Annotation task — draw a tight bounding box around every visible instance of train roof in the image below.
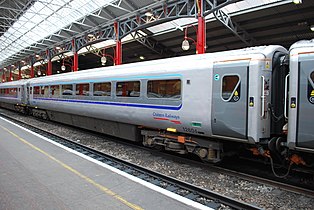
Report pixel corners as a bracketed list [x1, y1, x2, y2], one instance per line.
[6, 45, 287, 86]
[289, 39, 314, 52]
[0, 79, 28, 87]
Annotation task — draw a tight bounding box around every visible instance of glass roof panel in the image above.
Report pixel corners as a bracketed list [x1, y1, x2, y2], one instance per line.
[0, 0, 115, 66]
[148, 0, 290, 35]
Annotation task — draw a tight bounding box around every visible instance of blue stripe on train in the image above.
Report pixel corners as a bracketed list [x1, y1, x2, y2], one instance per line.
[33, 97, 182, 111]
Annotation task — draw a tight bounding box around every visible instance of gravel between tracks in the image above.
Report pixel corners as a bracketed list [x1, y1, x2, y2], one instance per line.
[1, 109, 313, 210]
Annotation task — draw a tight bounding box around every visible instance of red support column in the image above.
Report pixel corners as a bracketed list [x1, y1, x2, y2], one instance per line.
[73, 52, 78, 71]
[9, 68, 12, 81]
[1, 69, 4, 82]
[47, 61, 52, 76]
[115, 40, 122, 65]
[196, 0, 206, 54]
[46, 50, 52, 76]
[114, 21, 122, 65]
[18, 64, 22, 80]
[30, 65, 34, 78]
[72, 39, 78, 71]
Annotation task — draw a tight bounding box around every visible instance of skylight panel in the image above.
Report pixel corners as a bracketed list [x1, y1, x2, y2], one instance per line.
[0, 0, 115, 66]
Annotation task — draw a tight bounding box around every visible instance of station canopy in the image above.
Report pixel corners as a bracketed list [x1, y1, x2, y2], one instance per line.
[0, 0, 312, 68]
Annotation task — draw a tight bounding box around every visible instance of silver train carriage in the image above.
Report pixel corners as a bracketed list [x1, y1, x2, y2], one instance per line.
[0, 41, 313, 167]
[0, 79, 28, 111]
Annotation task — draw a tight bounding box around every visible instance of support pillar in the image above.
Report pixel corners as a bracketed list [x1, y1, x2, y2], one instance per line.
[47, 61, 52, 76]
[196, 0, 206, 54]
[114, 22, 122, 65]
[30, 65, 34, 78]
[72, 39, 78, 71]
[9, 67, 12, 81]
[18, 62, 22, 80]
[73, 52, 78, 71]
[46, 50, 52, 76]
[197, 16, 206, 54]
[1, 69, 4, 83]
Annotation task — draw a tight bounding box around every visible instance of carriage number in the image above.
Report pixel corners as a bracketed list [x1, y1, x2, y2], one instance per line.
[183, 127, 198, 134]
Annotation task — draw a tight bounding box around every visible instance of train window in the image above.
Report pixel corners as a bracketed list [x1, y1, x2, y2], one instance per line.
[93, 82, 111, 96]
[33, 86, 40, 95]
[40, 86, 45, 95]
[147, 79, 181, 99]
[116, 81, 140, 97]
[42, 86, 49, 97]
[222, 75, 239, 101]
[8, 88, 18, 97]
[76, 83, 90, 96]
[62, 84, 73, 95]
[50, 85, 60, 97]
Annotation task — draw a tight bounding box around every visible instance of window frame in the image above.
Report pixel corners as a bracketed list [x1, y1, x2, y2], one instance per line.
[116, 80, 141, 98]
[221, 74, 240, 102]
[146, 79, 182, 99]
[93, 82, 112, 97]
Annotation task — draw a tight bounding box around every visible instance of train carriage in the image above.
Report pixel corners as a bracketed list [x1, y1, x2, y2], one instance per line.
[0, 40, 313, 170]
[287, 40, 314, 153]
[0, 79, 28, 111]
[24, 45, 288, 162]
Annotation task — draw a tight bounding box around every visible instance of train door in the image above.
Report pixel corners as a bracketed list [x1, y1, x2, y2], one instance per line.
[295, 59, 314, 149]
[211, 64, 249, 139]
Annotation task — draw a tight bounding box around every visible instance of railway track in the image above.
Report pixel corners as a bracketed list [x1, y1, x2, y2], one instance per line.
[0, 112, 262, 210]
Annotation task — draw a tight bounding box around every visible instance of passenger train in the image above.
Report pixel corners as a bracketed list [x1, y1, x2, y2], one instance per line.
[1, 39, 314, 173]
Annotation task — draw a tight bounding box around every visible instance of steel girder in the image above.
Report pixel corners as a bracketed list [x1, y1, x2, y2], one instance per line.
[214, 8, 256, 46]
[1, 0, 238, 69]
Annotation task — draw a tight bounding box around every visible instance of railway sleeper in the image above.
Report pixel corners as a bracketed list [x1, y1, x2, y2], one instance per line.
[141, 130, 222, 163]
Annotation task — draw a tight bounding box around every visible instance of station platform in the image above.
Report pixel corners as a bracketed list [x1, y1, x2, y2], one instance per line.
[0, 117, 211, 210]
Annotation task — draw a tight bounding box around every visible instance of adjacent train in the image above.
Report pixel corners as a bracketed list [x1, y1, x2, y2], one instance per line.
[1, 39, 313, 173]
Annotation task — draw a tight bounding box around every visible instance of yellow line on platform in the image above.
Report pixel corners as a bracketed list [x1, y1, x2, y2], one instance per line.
[0, 124, 144, 210]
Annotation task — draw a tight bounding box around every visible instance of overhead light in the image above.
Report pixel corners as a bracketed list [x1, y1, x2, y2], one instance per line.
[43, 73, 46, 76]
[56, 46, 61, 50]
[139, 56, 145, 60]
[37, 70, 41, 76]
[310, 25, 314, 32]
[11, 64, 15, 67]
[87, 34, 95, 38]
[57, 71, 60, 73]
[292, 0, 302, 4]
[61, 65, 66, 71]
[182, 39, 190, 51]
[145, 11, 153, 17]
[35, 54, 40, 58]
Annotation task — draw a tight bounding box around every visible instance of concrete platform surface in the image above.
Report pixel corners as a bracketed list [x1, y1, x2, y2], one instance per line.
[0, 117, 212, 210]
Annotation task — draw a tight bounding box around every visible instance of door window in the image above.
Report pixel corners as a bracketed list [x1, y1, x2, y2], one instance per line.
[308, 71, 314, 104]
[222, 75, 240, 102]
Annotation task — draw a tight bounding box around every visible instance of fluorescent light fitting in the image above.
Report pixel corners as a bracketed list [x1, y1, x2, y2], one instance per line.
[139, 56, 145, 60]
[311, 25, 314, 31]
[292, 0, 302, 4]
